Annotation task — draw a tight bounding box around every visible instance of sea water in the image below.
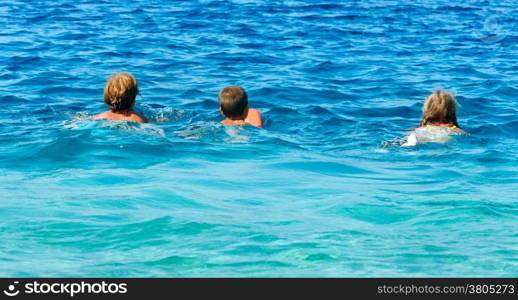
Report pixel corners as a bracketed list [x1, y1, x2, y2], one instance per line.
[0, 0, 517, 277]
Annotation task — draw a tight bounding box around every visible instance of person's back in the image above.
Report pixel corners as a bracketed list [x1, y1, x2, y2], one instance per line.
[92, 72, 148, 123]
[92, 110, 146, 123]
[218, 85, 262, 128]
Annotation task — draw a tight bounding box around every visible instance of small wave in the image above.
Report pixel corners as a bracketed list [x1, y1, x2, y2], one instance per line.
[174, 121, 253, 143]
[137, 103, 187, 123]
[62, 112, 165, 137]
[382, 127, 467, 148]
[175, 121, 220, 140]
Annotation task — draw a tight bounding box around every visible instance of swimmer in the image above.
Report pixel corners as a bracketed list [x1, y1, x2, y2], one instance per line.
[218, 85, 263, 128]
[402, 90, 464, 147]
[93, 72, 148, 123]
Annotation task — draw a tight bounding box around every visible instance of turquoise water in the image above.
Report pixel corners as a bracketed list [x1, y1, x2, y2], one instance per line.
[1, 0, 517, 277]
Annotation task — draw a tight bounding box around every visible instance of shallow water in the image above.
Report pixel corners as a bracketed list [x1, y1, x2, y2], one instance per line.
[0, 0, 517, 277]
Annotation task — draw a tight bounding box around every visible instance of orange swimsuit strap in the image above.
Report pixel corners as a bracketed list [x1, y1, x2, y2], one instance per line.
[425, 124, 457, 129]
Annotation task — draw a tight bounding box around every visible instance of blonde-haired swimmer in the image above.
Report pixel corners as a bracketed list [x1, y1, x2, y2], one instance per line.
[402, 90, 464, 146]
[93, 72, 148, 123]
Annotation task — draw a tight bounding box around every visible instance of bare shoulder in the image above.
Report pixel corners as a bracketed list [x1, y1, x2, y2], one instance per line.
[246, 108, 263, 128]
[131, 112, 148, 123]
[92, 111, 109, 120]
[248, 108, 261, 116]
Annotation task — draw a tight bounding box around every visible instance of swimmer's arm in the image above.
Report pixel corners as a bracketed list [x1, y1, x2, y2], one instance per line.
[245, 108, 263, 128]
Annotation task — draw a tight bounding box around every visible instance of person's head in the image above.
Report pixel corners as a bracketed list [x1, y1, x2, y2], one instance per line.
[218, 85, 249, 120]
[420, 90, 459, 127]
[103, 72, 139, 112]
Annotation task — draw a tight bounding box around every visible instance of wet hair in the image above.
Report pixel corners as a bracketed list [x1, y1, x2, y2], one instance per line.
[103, 72, 139, 112]
[218, 85, 248, 119]
[420, 90, 459, 127]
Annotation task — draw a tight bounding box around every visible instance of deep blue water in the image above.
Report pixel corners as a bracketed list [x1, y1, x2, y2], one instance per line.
[0, 0, 517, 277]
